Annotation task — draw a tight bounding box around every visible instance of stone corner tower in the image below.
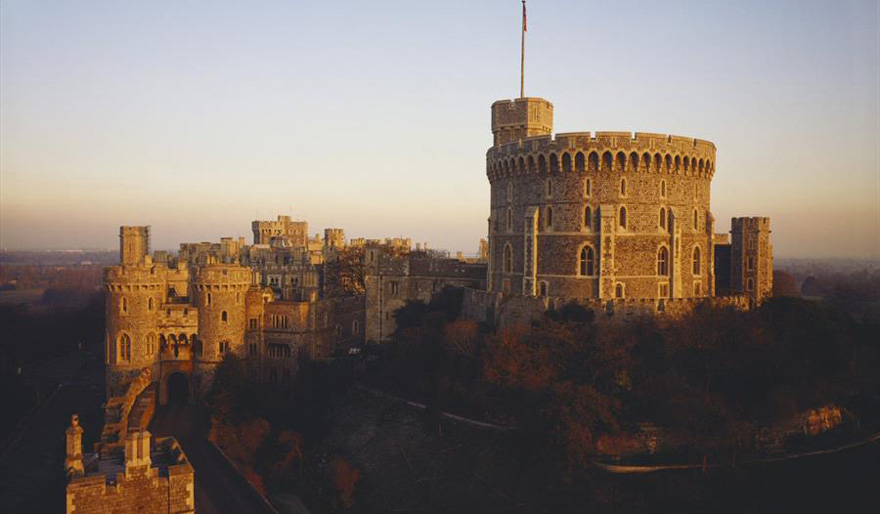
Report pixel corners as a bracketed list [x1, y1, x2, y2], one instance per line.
[120, 226, 151, 266]
[730, 217, 773, 306]
[491, 97, 553, 147]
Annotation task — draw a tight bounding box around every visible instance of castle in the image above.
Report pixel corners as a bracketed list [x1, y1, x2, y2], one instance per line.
[101, 96, 773, 406]
[78, 92, 774, 513]
[464, 96, 772, 325]
[103, 219, 485, 405]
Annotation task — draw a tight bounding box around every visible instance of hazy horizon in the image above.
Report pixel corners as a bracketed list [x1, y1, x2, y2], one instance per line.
[2, 0, 879, 257]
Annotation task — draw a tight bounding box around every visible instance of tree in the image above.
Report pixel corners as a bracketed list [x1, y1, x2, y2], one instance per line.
[330, 458, 360, 509]
[324, 247, 367, 296]
[773, 270, 800, 297]
[443, 318, 480, 358]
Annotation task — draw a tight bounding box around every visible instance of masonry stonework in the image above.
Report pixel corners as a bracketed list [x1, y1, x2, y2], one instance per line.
[483, 96, 771, 321]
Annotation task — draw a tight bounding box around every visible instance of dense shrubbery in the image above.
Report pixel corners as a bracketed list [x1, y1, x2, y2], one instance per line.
[204, 353, 359, 511]
[363, 291, 880, 468]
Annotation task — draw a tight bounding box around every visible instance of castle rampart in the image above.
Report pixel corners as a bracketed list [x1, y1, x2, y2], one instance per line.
[483, 95, 767, 311]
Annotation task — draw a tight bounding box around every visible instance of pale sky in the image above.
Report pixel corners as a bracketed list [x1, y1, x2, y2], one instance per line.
[1, 0, 878, 257]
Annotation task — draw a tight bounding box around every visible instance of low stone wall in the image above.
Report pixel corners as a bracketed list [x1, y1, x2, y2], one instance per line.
[463, 288, 750, 328]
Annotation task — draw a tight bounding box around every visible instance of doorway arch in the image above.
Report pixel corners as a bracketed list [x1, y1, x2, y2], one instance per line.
[166, 372, 189, 405]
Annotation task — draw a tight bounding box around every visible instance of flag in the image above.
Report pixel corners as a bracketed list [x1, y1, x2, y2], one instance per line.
[522, 1, 527, 32]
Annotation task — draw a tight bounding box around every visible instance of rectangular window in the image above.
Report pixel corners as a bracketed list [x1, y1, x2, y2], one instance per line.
[390, 281, 399, 295]
[659, 283, 670, 298]
[249, 318, 258, 330]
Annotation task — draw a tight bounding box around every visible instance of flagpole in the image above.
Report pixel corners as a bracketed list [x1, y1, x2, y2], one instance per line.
[520, 0, 526, 98]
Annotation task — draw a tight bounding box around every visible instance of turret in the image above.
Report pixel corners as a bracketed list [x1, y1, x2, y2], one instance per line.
[491, 97, 553, 146]
[120, 226, 151, 266]
[730, 217, 773, 306]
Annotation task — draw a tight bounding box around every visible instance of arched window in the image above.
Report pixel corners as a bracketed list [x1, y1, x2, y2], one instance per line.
[615, 283, 624, 299]
[693, 209, 699, 230]
[588, 152, 599, 172]
[538, 154, 547, 173]
[620, 178, 627, 197]
[602, 151, 613, 172]
[660, 180, 667, 198]
[146, 333, 156, 356]
[506, 208, 512, 231]
[121, 297, 128, 314]
[585, 178, 592, 197]
[580, 246, 595, 276]
[221, 311, 228, 323]
[658, 247, 669, 276]
[584, 206, 592, 230]
[550, 154, 559, 172]
[119, 334, 131, 362]
[693, 246, 702, 275]
[503, 244, 513, 273]
[667, 209, 673, 231]
[575, 152, 585, 172]
[619, 206, 627, 229]
[683, 156, 690, 172]
[546, 179, 553, 197]
[148, 297, 154, 311]
[629, 152, 639, 172]
[674, 155, 681, 172]
[616, 152, 626, 171]
[660, 207, 667, 230]
[642, 152, 651, 172]
[527, 155, 535, 172]
[546, 206, 553, 230]
[562, 153, 572, 172]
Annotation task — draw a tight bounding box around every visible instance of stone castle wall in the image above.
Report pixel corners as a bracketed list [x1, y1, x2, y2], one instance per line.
[462, 287, 750, 328]
[487, 123, 717, 301]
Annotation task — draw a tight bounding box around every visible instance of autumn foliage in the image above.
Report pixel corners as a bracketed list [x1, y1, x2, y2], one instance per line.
[331, 458, 361, 509]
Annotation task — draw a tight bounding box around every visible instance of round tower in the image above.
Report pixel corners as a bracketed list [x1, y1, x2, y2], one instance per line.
[104, 264, 164, 396]
[191, 263, 251, 394]
[486, 98, 716, 301]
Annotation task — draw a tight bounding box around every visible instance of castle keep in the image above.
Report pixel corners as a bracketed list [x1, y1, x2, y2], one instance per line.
[471, 96, 772, 324]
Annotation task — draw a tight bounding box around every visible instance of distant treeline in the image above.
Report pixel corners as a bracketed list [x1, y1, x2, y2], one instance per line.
[0, 264, 104, 292]
[0, 250, 117, 266]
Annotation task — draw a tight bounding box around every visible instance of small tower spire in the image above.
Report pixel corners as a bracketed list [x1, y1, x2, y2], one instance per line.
[65, 414, 85, 477]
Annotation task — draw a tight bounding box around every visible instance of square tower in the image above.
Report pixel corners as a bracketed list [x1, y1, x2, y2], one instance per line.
[730, 217, 773, 306]
[491, 97, 553, 146]
[119, 226, 150, 266]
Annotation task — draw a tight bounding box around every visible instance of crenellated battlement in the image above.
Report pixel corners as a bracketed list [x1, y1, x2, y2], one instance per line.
[731, 217, 771, 232]
[104, 264, 173, 290]
[192, 264, 252, 288]
[486, 130, 716, 182]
